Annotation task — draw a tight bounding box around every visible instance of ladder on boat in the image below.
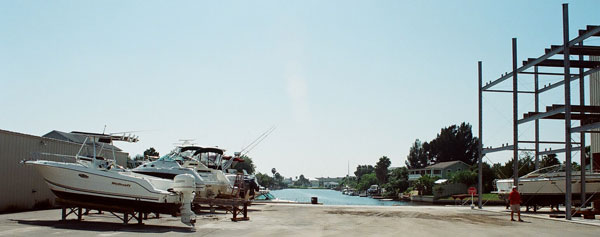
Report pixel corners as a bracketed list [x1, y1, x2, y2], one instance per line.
[231, 173, 245, 198]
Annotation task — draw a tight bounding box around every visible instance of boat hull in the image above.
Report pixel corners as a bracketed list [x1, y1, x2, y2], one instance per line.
[28, 160, 182, 213]
[51, 190, 180, 214]
[496, 176, 600, 206]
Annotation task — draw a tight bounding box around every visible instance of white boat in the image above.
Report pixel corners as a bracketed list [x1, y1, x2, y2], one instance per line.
[133, 145, 233, 199]
[495, 165, 600, 206]
[24, 132, 196, 226]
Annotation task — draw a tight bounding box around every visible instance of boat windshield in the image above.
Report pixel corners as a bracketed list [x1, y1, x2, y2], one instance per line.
[524, 164, 564, 177]
[158, 151, 195, 164]
[198, 152, 224, 168]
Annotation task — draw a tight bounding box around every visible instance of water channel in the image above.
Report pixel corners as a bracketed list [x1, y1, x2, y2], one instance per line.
[270, 189, 419, 206]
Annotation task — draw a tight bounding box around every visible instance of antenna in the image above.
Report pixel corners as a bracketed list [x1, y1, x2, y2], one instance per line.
[239, 126, 276, 157]
[174, 139, 196, 146]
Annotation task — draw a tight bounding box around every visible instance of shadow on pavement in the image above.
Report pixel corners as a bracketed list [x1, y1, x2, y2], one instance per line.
[12, 219, 196, 233]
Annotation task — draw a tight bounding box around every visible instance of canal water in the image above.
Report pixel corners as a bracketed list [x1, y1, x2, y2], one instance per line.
[270, 189, 418, 206]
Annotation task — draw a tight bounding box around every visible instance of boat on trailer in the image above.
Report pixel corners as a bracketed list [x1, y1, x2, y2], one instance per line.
[132, 145, 234, 199]
[495, 164, 600, 207]
[23, 132, 196, 226]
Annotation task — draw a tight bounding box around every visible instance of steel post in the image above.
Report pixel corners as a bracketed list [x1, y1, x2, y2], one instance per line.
[562, 3, 572, 220]
[512, 38, 519, 188]
[579, 41, 586, 206]
[478, 61, 483, 209]
[535, 66, 540, 170]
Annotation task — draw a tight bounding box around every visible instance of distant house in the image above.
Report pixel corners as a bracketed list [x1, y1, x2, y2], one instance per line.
[407, 161, 471, 181]
[309, 178, 320, 187]
[324, 182, 339, 188]
[316, 177, 345, 188]
[283, 177, 294, 186]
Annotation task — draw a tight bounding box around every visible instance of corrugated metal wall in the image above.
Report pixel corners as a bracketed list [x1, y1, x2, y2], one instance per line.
[591, 56, 599, 169]
[0, 129, 129, 212]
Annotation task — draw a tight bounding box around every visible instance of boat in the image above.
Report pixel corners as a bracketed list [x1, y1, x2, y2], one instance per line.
[23, 132, 196, 226]
[495, 164, 600, 206]
[224, 170, 265, 200]
[252, 192, 298, 204]
[367, 185, 381, 196]
[132, 145, 233, 199]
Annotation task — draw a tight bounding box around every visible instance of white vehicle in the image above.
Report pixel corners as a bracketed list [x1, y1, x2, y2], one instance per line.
[24, 132, 196, 226]
[495, 165, 600, 206]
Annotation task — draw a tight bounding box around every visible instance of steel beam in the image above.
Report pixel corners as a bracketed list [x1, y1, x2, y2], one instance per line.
[478, 61, 483, 209]
[482, 25, 600, 91]
[534, 66, 540, 170]
[522, 112, 600, 121]
[483, 89, 536, 94]
[518, 107, 565, 124]
[562, 4, 572, 220]
[539, 67, 600, 94]
[513, 38, 519, 188]
[571, 122, 600, 133]
[520, 71, 564, 76]
[482, 145, 514, 155]
[579, 41, 587, 205]
[538, 147, 581, 156]
[547, 45, 600, 56]
[523, 58, 600, 68]
[518, 140, 580, 145]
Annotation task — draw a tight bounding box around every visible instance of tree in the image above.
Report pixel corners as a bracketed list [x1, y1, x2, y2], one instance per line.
[294, 174, 311, 187]
[480, 162, 496, 193]
[256, 172, 286, 189]
[234, 155, 256, 174]
[354, 165, 374, 181]
[569, 161, 581, 171]
[383, 167, 409, 196]
[256, 172, 274, 188]
[426, 123, 479, 165]
[492, 152, 536, 179]
[143, 147, 159, 157]
[449, 170, 477, 187]
[406, 139, 429, 169]
[540, 154, 560, 168]
[274, 172, 284, 185]
[340, 176, 358, 189]
[412, 175, 438, 195]
[375, 156, 391, 185]
[356, 173, 378, 191]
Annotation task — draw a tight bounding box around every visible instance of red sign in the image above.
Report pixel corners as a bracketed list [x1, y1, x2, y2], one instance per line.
[468, 187, 477, 195]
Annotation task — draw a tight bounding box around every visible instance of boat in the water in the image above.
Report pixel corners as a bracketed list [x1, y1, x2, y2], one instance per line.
[23, 132, 196, 226]
[495, 164, 600, 206]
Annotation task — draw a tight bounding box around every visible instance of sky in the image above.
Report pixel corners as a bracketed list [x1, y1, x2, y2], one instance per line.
[2, 0, 600, 179]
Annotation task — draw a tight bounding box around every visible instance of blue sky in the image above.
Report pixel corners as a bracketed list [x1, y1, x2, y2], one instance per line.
[2, 1, 600, 178]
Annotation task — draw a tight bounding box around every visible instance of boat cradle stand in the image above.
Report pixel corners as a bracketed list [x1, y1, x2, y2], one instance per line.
[194, 198, 250, 221]
[56, 198, 159, 225]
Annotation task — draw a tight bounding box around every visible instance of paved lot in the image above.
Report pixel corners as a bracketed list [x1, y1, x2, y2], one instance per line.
[0, 204, 598, 236]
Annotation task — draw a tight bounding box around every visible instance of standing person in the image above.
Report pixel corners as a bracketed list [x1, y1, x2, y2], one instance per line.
[509, 186, 523, 222]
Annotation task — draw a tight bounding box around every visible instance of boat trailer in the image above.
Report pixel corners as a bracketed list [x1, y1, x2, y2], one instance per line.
[56, 198, 161, 225]
[57, 197, 251, 224]
[194, 197, 251, 221]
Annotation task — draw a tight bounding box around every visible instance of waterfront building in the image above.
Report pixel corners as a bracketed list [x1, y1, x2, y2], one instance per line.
[407, 160, 470, 181]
